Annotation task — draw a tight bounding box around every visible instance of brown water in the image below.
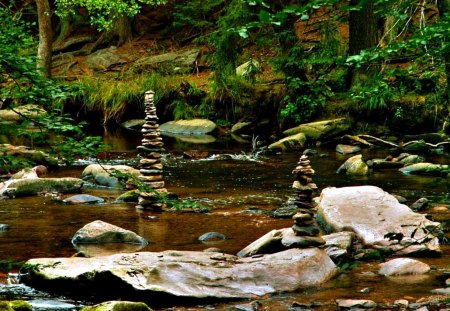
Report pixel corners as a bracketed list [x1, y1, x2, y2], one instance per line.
[0, 129, 449, 310]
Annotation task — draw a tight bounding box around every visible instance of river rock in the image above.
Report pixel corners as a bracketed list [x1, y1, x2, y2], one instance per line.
[410, 197, 429, 212]
[336, 144, 361, 155]
[237, 228, 286, 257]
[21, 248, 338, 300]
[62, 194, 105, 204]
[0, 144, 58, 172]
[28, 299, 76, 311]
[336, 299, 377, 309]
[317, 186, 441, 255]
[322, 232, 354, 259]
[336, 154, 369, 176]
[399, 163, 449, 177]
[1, 178, 83, 198]
[268, 133, 306, 151]
[160, 119, 217, 135]
[0, 104, 47, 123]
[161, 132, 216, 144]
[398, 154, 424, 165]
[283, 118, 351, 141]
[81, 164, 140, 188]
[198, 232, 226, 242]
[431, 287, 450, 295]
[85, 46, 128, 71]
[231, 121, 252, 135]
[81, 301, 152, 311]
[133, 48, 200, 74]
[402, 140, 428, 152]
[71, 220, 148, 246]
[378, 258, 430, 276]
[115, 190, 139, 203]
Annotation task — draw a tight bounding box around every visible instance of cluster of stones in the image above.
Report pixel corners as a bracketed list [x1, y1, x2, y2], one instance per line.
[137, 91, 167, 210]
[288, 155, 325, 246]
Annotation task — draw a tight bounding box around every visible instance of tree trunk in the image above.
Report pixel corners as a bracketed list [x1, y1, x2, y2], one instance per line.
[437, 0, 450, 100]
[36, 0, 52, 78]
[116, 16, 133, 46]
[348, 0, 379, 88]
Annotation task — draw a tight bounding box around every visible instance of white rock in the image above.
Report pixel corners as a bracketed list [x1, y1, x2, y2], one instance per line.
[379, 258, 430, 276]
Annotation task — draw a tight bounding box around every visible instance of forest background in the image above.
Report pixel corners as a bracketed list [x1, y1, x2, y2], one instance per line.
[1, 0, 449, 168]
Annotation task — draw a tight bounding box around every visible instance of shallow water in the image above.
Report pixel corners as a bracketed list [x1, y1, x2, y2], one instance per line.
[0, 129, 449, 309]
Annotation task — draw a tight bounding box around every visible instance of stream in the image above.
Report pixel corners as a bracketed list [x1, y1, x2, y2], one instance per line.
[0, 128, 449, 310]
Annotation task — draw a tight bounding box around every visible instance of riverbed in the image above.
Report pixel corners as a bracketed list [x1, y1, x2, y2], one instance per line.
[0, 128, 449, 310]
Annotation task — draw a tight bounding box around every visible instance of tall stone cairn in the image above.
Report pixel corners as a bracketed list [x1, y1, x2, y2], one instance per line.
[136, 91, 167, 210]
[289, 154, 325, 246]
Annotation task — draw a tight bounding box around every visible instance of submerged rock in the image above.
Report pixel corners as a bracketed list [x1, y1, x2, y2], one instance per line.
[21, 249, 338, 300]
[71, 220, 148, 246]
[317, 186, 441, 255]
[63, 194, 105, 204]
[81, 164, 140, 188]
[81, 301, 152, 311]
[1, 178, 83, 198]
[399, 163, 449, 177]
[198, 232, 226, 242]
[160, 119, 216, 135]
[268, 133, 306, 151]
[378, 258, 430, 276]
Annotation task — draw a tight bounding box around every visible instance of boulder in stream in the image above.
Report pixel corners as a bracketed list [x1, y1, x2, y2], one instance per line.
[283, 118, 351, 141]
[336, 154, 369, 176]
[317, 186, 441, 255]
[62, 194, 105, 204]
[1, 178, 83, 198]
[81, 164, 140, 188]
[378, 258, 430, 276]
[268, 133, 306, 151]
[21, 248, 338, 300]
[399, 163, 449, 177]
[160, 119, 217, 135]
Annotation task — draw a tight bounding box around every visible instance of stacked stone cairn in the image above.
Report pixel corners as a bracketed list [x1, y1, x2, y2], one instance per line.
[289, 154, 325, 246]
[136, 91, 167, 210]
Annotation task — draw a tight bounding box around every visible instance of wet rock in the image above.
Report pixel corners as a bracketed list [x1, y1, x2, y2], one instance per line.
[0, 144, 58, 172]
[399, 163, 449, 176]
[74, 243, 146, 258]
[393, 194, 407, 204]
[370, 159, 404, 169]
[336, 154, 369, 176]
[165, 134, 216, 144]
[399, 154, 424, 165]
[281, 229, 325, 248]
[203, 247, 222, 253]
[22, 248, 338, 300]
[28, 299, 76, 311]
[431, 287, 450, 295]
[71, 220, 148, 246]
[182, 150, 209, 159]
[268, 133, 307, 151]
[378, 258, 430, 276]
[322, 232, 354, 259]
[115, 190, 139, 203]
[133, 48, 200, 74]
[231, 122, 252, 135]
[271, 204, 298, 218]
[237, 228, 286, 257]
[81, 164, 140, 188]
[121, 119, 146, 130]
[160, 119, 216, 135]
[303, 149, 317, 156]
[233, 300, 262, 311]
[81, 301, 152, 311]
[85, 46, 128, 71]
[62, 194, 105, 204]
[1, 178, 83, 198]
[410, 198, 429, 212]
[336, 144, 361, 155]
[317, 186, 441, 255]
[0, 224, 9, 231]
[283, 118, 351, 141]
[198, 232, 226, 242]
[336, 299, 377, 309]
[0, 104, 47, 123]
[402, 140, 428, 152]
[394, 299, 409, 308]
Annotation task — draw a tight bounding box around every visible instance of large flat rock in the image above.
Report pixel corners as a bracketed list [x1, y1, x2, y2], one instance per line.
[21, 249, 337, 300]
[160, 119, 217, 135]
[317, 186, 441, 255]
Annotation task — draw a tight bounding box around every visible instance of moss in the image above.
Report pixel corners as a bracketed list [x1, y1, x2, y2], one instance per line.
[0, 301, 32, 311]
[81, 301, 152, 311]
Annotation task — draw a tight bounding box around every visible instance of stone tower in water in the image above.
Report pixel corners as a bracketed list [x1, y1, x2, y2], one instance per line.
[136, 91, 167, 210]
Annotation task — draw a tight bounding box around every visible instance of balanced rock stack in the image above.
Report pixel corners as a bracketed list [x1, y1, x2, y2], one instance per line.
[136, 91, 167, 210]
[289, 155, 325, 246]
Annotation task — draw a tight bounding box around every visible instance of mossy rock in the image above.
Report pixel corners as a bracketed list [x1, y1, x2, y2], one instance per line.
[81, 301, 152, 311]
[268, 133, 307, 151]
[115, 190, 139, 203]
[0, 301, 32, 311]
[3, 178, 84, 197]
[283, 118, 351, 141]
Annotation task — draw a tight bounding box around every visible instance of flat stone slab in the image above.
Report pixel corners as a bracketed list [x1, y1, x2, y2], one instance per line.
[160, 119, 216, 135]
[317, 186, 441, 255]
[21, 248, 337, 300]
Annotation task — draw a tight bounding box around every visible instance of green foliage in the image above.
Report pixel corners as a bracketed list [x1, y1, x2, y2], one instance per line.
[55, 0, 166, 30]
[173, 0, 224, 36]
[351, 74, 395, 111]
[0, 259, 24, 273]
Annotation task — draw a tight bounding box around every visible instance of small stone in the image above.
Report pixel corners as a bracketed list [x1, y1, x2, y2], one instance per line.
[336, 144, 362, 155]
[140, 169, 163, 175]
[140, 158, 158, 165]
[410, 197, 429, 212]
[293, 213, 313, 221]
[146, 181, 165, 189]
[291, 224, 320, 236]
[394, 299, 409, 308]
[139, 175, 163, 182]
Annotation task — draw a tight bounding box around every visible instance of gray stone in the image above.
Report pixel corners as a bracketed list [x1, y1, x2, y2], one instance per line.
[236, 59, 261, 78]
[133, 49, 200, 74]
[399, 154, 424, 165]
[1, 178, 83, 198]
[283, 118, 351, 141]
[237, 228, 286, 257]
[160, 119, 217, 135]
[0, 105, 47, 123]
[281, 229, 325, 247]
[231, 122, 252, 134]
[336, 299, 377, 309]
[322, 232, 354, 259]
[71, 220, 148, 245]
[85, 46, 128, 71]
[317, 186, 441, 255]
[198, 232, 226, 242]
[378, 258, 430, 276]
[22, 248, 338, 300]
[268, 133, 307, 151]
[63, 194, 105, 204]
[28, 299, 76, 311]
[431, 287, 450, 295]
[370, 159, 404, 169]
[399, 163, 449, 176]
[336, 154, 369, 176]
[81, 164, 140, 188]
[336, 144, 361, 155]
[410, 197, 429, 212]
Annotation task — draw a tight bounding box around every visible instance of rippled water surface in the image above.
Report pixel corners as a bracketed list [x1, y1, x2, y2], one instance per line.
[0, 129, 449, 309]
